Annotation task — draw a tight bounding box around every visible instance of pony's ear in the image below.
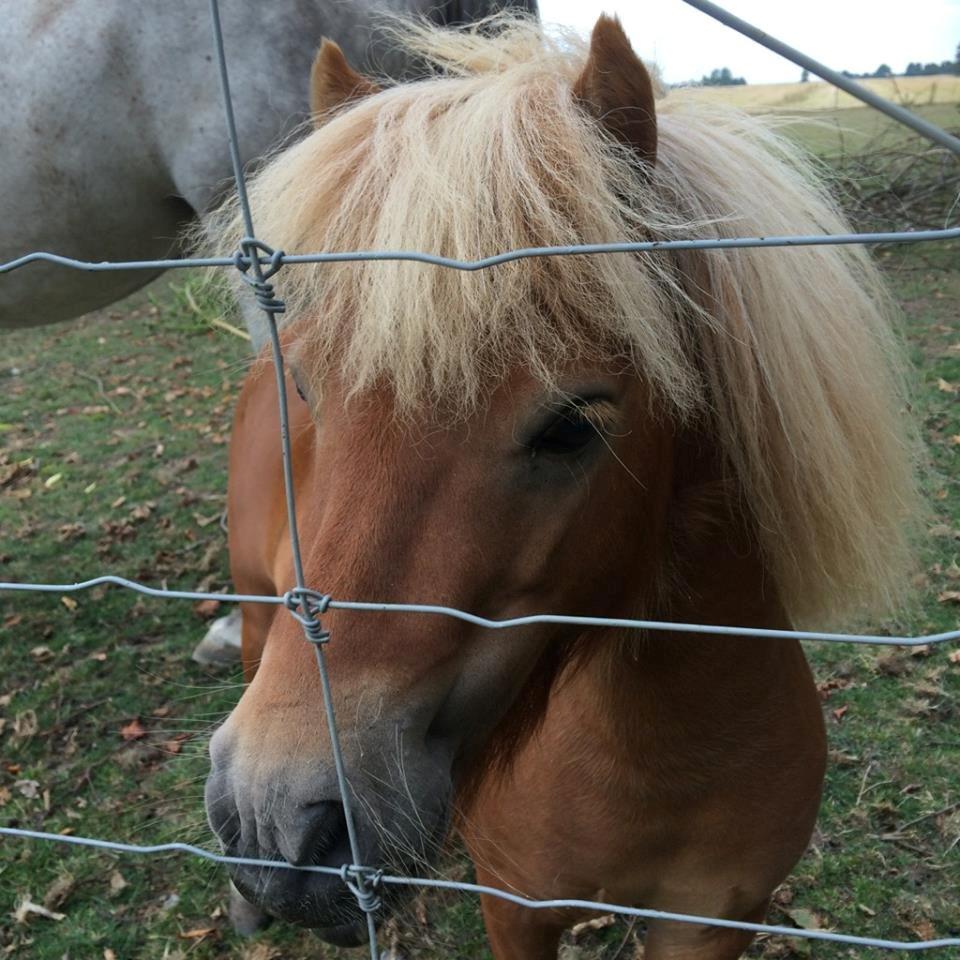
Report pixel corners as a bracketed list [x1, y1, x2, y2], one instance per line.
[572, 16, 657, 167]
[310, 39, 382, 125]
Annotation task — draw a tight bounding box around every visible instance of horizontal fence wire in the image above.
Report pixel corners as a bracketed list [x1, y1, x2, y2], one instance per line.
[3, 0, 959, 955]
[1, 827, 959, 953]
[2, 575, 960, 648]
[3, 226, 960, 275]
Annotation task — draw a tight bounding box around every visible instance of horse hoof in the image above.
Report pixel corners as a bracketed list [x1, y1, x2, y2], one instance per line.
[192, 608, 243, 664]
[228, 880, 272, 936]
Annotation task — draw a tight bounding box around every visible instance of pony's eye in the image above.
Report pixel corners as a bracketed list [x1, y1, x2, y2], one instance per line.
[529, 403, 600, 457]
[291, 371, 308, 403]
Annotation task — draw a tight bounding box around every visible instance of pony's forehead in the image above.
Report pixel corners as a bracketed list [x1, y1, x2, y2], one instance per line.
[286, 298, 647, 418]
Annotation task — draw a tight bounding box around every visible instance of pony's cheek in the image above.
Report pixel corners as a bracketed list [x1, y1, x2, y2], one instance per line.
[421, 628, 554, 752]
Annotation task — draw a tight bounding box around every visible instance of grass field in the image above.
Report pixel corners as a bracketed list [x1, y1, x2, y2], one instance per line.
[2, 126, 959, 957]
[673, 74, 960, 157]
[779, 102, 960, 156]
[676, 74, 960, 114]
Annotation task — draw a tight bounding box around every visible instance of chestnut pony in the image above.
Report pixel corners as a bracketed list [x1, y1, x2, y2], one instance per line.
[204, 15, 918, 958]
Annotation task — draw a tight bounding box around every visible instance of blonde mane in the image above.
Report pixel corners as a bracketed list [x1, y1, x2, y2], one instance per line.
[205, 15, 920, 627]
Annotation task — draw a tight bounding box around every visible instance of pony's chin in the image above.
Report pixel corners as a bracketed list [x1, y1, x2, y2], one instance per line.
[313, 922, 368, 947]
[230, 870, 366, 936]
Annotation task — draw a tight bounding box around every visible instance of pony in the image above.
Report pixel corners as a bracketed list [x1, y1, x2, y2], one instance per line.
[0, 0, 535, 345]
[202, 14, 919, 957]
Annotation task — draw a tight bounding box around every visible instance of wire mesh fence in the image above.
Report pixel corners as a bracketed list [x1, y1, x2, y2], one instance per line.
[2, 0, 959, 956]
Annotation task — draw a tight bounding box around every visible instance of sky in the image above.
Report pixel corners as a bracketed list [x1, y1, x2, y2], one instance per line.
[537, 0, 960, 85]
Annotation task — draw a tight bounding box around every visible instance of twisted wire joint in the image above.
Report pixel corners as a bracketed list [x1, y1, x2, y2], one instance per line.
[283, 587, 333, 644]
[340, 864, 384, 914]
[234, 238, 287, 315]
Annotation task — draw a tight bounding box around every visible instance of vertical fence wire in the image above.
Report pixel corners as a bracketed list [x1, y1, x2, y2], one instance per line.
[206, 0, 380, 952]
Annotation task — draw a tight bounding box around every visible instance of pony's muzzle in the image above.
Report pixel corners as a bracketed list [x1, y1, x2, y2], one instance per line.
[205, 769, 363, 930]
[204, 728, 360, 926]
[204, 720, 451, 935]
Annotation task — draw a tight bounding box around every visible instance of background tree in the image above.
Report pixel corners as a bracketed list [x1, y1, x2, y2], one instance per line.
[701, 66, 747, 86]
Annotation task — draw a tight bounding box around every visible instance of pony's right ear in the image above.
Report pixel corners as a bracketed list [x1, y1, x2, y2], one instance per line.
[572, 16, 657, 167]
[310, 39, 382, 125]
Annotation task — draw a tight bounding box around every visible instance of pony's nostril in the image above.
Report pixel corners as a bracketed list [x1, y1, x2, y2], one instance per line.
[204, 775, 241, 851]
[276, 800, 350, 867]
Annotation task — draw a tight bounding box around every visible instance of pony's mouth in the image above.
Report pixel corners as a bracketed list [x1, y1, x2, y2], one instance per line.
[205, 714, 456, 931]
[230, 866, 370, 934]
[315, 921, 369, 948]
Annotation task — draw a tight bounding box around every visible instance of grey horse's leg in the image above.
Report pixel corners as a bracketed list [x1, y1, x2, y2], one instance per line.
[192, 608, 243, 664]
[229, 880, 272, 935]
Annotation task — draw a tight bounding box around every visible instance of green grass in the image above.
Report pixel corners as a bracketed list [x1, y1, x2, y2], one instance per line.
[781, 102, 960, 157]
[1, 252, 959, 957]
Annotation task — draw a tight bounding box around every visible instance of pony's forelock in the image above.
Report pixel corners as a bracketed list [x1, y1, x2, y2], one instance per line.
[204, 15, 921, 627]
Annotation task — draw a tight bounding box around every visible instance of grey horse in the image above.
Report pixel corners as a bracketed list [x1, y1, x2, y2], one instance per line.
[2, 0, 536, 667]
[1, 0, 537, 334]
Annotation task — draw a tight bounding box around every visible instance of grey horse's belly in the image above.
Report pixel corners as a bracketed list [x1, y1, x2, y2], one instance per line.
[0, 186, 191, 329]
[0, 2, 189, 329]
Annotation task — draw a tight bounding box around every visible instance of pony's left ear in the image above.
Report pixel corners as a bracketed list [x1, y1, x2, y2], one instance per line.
[573, 16, 657, 167]
[310, 39, 382, 125]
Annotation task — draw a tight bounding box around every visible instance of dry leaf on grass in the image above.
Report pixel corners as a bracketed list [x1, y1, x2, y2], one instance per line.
[782, 906, 831, 931]
[43, 874, 75, 910]
[570, 914, 616, 939]
[241, 945, 283, 960]
[14, 779, 40, 799]
[194, 599, 221, 619]
[120, 718, 147, 741]
[13, 898, 65, 923]
[109, 870, 128, 897]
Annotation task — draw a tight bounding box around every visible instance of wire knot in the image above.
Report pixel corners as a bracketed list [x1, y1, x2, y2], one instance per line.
[282, 587, 332, 644]
[340, 864, 384, 914]
[234, 238, 286, 316]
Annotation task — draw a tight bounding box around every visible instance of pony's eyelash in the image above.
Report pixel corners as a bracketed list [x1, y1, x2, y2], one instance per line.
[548, 396, 618, 433]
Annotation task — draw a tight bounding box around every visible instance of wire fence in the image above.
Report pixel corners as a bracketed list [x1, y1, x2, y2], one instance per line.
[2, 0, 959, 956]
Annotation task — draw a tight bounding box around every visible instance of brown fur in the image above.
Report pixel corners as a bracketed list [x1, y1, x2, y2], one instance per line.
[310, 39, 382, 122]
[572, 16, 657, 166]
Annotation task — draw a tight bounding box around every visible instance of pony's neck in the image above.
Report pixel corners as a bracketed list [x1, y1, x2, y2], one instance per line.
[463, 428, 794, 787]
